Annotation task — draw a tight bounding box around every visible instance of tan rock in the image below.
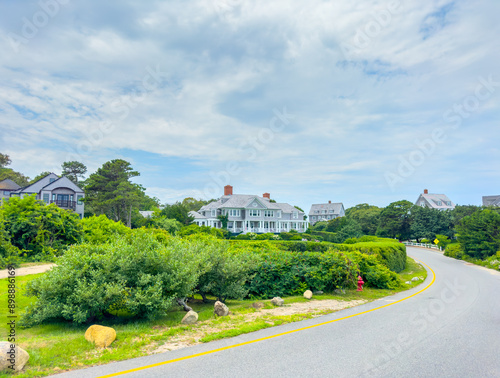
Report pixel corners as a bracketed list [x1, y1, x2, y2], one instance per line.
[214, 301, 229, 316]
[303, 290, 313, 299]
[271, 297, 284, 306]
[0, 342, 29, 372]
[252, 302, 264, 309]
[84, 325, 116, 348]
[181, 310, 198, 324]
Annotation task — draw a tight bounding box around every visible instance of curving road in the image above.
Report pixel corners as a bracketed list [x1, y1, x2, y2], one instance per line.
[57, 247, 500, 378]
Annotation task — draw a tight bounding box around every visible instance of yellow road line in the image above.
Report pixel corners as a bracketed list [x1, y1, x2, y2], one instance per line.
[98, 258, 436, 378]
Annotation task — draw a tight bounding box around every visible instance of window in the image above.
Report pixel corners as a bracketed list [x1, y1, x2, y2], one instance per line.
[277, 211, 282, 218]
[437, 201, 442, 206]
[264, 210, 274, 217]
[420, 202, 425, 207]
[77, 195, 84, 205]
[211, 209, 216, 217]
[293, 211, 298, 219]
[315, 210, 319, 214]
[249, 209, 261, 217]
[43, 193, 49, 203]
[3, 191, 9, 195]
[49, 178, 56, 183]
[329, 210, 334, 213]
[321, 210, 326, 214]
[228, 209, 240, 217]
[52, 194, 56, 201]
[312, 216, 316, 220]
[446, 201, 451, 206]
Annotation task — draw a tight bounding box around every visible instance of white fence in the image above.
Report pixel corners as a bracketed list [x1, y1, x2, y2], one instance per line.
[403, 241, 442, 251]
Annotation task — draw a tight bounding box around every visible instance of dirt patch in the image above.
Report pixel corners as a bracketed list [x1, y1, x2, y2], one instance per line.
[151, 299, 365, 354]
[0, 263, 56, 279]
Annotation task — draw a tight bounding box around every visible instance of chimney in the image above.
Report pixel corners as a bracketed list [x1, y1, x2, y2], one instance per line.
[328, 200, 331, 204]
[263, 193, 270, 199]
[424, 189, 428, 194]
[224, 185, 233, 196]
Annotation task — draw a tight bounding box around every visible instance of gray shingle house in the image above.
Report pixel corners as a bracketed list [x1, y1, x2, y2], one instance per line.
[0, 179, 22, 205]
[308, 201, 345, 226]
[190, 185, 308, 233]
[482, 195, 500, 207]
[415, 189, 455, 211]
[9, 173, 85, 218]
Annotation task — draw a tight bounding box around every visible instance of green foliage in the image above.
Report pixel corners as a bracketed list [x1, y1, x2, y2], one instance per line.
[192, 235, 257, 302]
[1, 195, 82, 261]
[29, 171, 52, 185]
[217, 214, 229, 229]
[61, 161, 87, 184]
[21, 230, 212, 326]
[345, 204, 382, 235]
[177, 224, 227, 239]
[435, 234, 451, 249]
[456, 209, 500, 259]
[0, 212, 22, 268]
[160, 201, 194, 225]
[376, 200, 413, 240]
[81, 215, 131, 244]
[444, 243, 464, 259]
[181, 197, 212, 212]
[349, 252, 402, 290]
[310, 230, 338, 242]
[410, 206, 453, 241]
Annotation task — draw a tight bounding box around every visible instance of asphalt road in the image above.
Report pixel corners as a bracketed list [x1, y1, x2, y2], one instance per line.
[57, 247, 500, 378]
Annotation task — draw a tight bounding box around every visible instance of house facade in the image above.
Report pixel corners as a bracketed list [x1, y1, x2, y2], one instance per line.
[415, 189, 455, 211]
[9, 173, 85, 218]
[0, 179, 21, 205]
[189, 185, 308, 234]
[308, 201, 345, 226]
[482, 195, 500, 207]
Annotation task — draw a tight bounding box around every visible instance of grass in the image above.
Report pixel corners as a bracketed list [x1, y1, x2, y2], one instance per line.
[0, 257, 427, 377]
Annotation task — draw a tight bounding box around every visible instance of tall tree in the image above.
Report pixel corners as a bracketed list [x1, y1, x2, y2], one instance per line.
[84, 159, 143, 227]
[345, 204, 382, 235]
[181, 197, 211, 212]
[0, 153, 30, 186]
[376, 200, 413, 240]
[160, 202, 194, 225]
[456, 209, 500, 259]
[61, 161, 87, 184]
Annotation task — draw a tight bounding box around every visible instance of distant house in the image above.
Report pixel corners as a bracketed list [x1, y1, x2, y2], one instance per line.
[482, 195, 500, 207]
[308, 201, 345, 226]
[139, 211, 155, 218]
[9, 173, 85, 218]
[189, 185, 308, 234]
[0, 179, 22, 205]
[415, 189, 455, 211]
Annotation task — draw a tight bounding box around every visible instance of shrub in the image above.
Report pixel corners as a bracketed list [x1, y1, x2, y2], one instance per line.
[444, 243, 464, 259]
[456, 209, 500, 259]
[349, 252, 402, 289]
[81, 215, 131, 244]
[21, 231, 212, 326]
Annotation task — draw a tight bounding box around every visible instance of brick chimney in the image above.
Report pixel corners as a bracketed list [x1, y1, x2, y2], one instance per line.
[263, 193, 270, 199]
[424, 189, 428, 194]
[224, 185, 233, 196]
[328, 200, 331, 204]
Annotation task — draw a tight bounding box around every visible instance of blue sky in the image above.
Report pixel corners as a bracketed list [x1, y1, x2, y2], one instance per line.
[1, 0, 499, 212]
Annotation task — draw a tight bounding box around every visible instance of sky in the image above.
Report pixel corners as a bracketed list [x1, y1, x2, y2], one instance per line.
[0, 0, 499, 212]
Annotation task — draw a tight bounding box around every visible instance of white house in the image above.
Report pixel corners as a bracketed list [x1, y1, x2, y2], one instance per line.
[308, 201, 345, 225]
[189, 185, 308, 234]
[415, 189, 455, 211]
[482, 195, 500, 207]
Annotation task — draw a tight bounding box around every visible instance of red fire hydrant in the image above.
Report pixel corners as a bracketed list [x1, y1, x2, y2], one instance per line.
[357, 275, 364, 292]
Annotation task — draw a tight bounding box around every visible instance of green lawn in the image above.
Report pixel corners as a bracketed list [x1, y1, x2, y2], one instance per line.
[0, 257, 426, 377]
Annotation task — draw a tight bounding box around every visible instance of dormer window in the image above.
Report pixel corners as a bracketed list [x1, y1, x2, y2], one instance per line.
[446, 201, 451, 206]
[437, 201, 442, 206]
[49, 178, 56, 183]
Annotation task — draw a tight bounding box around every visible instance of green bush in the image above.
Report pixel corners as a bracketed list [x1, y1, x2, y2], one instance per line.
[81, 215, 131, 244]
[456, 209, 500, 259]
[444, 243, 464, 259]
[21, 230, 212, 326]
[349, 252, 402, 289]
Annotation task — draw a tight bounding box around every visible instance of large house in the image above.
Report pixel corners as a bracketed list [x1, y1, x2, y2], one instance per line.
[482, 195, 500, 207]
[415, 189, 455, 211]
[0, 179, 22, 205]
[308, 201, 345, 226]
[8, 173, 85, 218]
[189, 185, 308, 234]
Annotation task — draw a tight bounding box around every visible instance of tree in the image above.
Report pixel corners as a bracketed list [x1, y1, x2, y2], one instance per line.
[456, 209, 500, 259]
[161, 202, 194, 225]
[84, 159, 144, 227]
[345, 204, 382, 235]
[376, 200, 413, 240]
[217, 214, 229, 229]
[29, 171, 52, 184]
[61, 161, 87, 184]
[181, 197, 211, 212]
[451, 205, 481, 227]
[0, 153, 30, 186]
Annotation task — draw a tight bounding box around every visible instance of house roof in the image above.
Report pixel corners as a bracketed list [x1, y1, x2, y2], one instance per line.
[309, 203, 344, 215]
[199, 194, 303, 214]
[189, 210, 207, 219]
[139, 211, 155, 218]
[482, 195, 500, 207]
[0, 179, 21, 190]
[12, 173, 84, 194]
[41, 176, 84, 193]
[417, 193, 455, 209]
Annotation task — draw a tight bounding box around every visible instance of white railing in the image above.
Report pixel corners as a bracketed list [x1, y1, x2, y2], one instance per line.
[403, 242, 442, 251]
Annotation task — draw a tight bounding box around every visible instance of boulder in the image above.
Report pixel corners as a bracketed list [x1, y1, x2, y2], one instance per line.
[271, 297, 284, 306]
[0, 342, 29, 372]
[405, 281, 411, 285]
[411, 277, 420, 282]
[85, 325, 116, 348]
[313, 291, 324, 295]
[181, 310, 198, 324]
[303, 290, 313, 299]
[214, 301, 229, 316]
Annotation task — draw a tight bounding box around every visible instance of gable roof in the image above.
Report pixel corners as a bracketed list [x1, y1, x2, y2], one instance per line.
[0, 179, 21, 190]
[483, 195, 500, 207]
[309, 202, 344, 215]
[13, 172, 59, 194]
[416, 193, 455, 209]
[13, 173, 84, 194]
[199, 193, 304, 214]
[41, 176, 84, 193]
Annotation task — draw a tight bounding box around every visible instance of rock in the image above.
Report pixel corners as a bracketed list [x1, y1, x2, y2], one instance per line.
[334, 288, 346, 295]
[214, 301, 229, 316]
[313, 291, 324, 295]
[85, 325, 116, 348]
[490, 260, 499, 266]
[252, 302, 264, 309]
[303, 290, 313, 299]
[271, 297, 284, 306]
[411, 277, 420, 282]
[181, 310, 198, 324]
[0, 342, 29, 372]
[405, 281, 411, 284]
